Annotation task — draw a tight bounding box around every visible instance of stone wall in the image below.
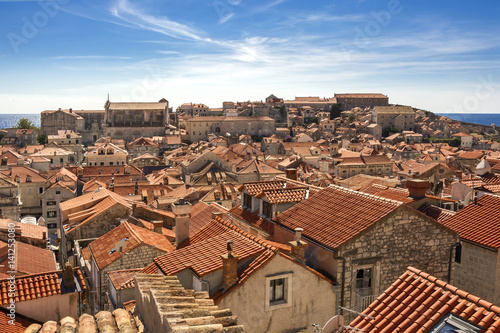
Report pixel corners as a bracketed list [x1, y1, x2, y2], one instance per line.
[453, 241, 499, 304]
[98, 244, 167, 309]
[337, 206, 457, 313]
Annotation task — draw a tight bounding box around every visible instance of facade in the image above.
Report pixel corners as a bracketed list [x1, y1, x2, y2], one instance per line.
[126, 137, 160, 159]
[47, 130, 84, 163]
[441, 194, 500, 305]
[84, 142, 128, 166]
[273, 185, 458, 313]
[335, 155, 393, 178]
[184, 116, 275, 142]
[1, 166, 46, 216]
[104, 99, 169, 141]
[334, 93, 389, 110]
[40, 109, 105, 145]
[372, 105, 416, 131]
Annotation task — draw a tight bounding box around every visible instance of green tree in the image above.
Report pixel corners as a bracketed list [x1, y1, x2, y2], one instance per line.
[330, 103, 342, 120]
[348, 112, 357, 123]
[37, 133, 48, 145]
[15, 118, 37, 129]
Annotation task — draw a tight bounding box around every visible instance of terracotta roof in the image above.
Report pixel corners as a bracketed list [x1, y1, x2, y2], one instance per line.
[418, 203, 456, 222]
[89, 222, 175, 270]
[275, 185, 403, 249]
[440, 194, 500, 249]
[107, 268, 141, 290]
[0, 240, 56, 278]
[458, 151, 484, 160]
[1, 165, 46, 183]
[256, 187, 310, 204]
[346, 266, 500, 333]
[229, 205, 274, 235]
[154, 227, 266, 277]
[0, 219, 46, 240]
[189, 201, 229, 236]
[362, 185, 414, 204]
[0, 308, 39, 332]
[0, 268, 86, 305]
[240, 179, 297, 196]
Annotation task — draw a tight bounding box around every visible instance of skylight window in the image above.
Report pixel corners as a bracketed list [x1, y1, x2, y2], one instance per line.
[429, 314, 481, 333]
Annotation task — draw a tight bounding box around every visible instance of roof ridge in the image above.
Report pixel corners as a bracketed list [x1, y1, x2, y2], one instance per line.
[328, 184, 403, 206]
[124, 222, 143, 244]
[213, 216, 277, 252]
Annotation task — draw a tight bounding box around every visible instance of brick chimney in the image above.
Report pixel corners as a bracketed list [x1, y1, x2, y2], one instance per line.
[289, 228, 307, 264]
[152, 221, 163, 234]
[212, 211, 223, 219]
[134, 181, 139, 196]
[406, 179, 429, 199]
[172, 200, 192, 247]
[221, 240, 238, 290]
[286, 168, 298, 181]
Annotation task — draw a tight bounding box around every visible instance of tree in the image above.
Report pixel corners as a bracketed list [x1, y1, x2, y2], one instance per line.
[37, 133, 48, 145]
[15, 118, 37, 129]
[348, 112, 357, 123]
[330, 103, 342, 120]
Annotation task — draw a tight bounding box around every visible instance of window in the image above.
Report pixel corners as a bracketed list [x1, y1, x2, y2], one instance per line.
[265, 273, 292, 310]
[55, 190, 61, 195]
[429, 313, 481, 333]
[47, 201, 56, 206]
[60, 158, 63, 163]
[100, 162, 104, 166]
[243, 193, 252, 209]
[270, 278, 285, 303]
[356, 268, 372, 290]
[47, 223, 57, 229]
[47, 211, 57, 218]
[262, 201, 273, 219]
[39, 187, 43, 194]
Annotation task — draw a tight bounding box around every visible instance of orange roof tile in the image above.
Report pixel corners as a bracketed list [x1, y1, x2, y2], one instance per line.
[107, 268, 141, 290]
[418, 203, 456, 222]
[89, 222, 175, 270]
[0, 308, 39, 332]
[256, 187, 310, 204]
[440, 194, 500, 249]
[346, 266, 500, 333]
[0, 268, 86, 306]
[229, 205, 274, 235]
[275, 185, 403, 249]
[0, 240, 56, 277]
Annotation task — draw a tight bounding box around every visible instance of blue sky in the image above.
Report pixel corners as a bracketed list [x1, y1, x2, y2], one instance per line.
[0, 0, 499, 114]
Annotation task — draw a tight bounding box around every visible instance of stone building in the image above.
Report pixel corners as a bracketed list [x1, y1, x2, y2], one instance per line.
[372, 105, 416, 131]
[84, 142, 128, 166]
[441, 194, 500, 305]
[273, 185, 458, 314]
[88, 221, 174, 310]
[104, 99, 169, 141]
[333, 93, 389, 111]
[335, 154, 393, 178]
[184, 116, 276, 142]
[40, 108, 104, 145]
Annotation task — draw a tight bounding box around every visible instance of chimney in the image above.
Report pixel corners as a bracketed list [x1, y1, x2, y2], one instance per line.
[62, 262, 76, 288]
[42, 231, 46, 240]
[109, 177, 115, 191]
[152, 221, 163, 234]
[134, 181, 139, 195]
[172, 200, 192, 247]
[286, 168, 298, 181]
[289, 228, 307, 264]
[221, 240, 239, 290]
[212, 211, 223, 219]
[406, 179, 429, 199]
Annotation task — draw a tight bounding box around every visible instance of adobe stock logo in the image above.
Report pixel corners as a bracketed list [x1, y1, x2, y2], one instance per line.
[6, 0, 70, 54]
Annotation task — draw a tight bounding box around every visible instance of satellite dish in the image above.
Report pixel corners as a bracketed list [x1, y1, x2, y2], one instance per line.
[463, 191, 474, 207]
[321, 315, 345, 333]
[115, 239, 127, 253]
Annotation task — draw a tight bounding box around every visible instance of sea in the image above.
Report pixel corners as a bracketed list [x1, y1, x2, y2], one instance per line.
[437, 113, 500, 127]
[0, 114, 40, 129]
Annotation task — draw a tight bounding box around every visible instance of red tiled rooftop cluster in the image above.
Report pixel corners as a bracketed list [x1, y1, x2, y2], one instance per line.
[346, 266, 500, 333]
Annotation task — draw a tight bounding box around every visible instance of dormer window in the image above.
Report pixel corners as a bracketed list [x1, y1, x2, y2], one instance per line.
[26, 175, 32, 182]
[14, 176, 20, 183]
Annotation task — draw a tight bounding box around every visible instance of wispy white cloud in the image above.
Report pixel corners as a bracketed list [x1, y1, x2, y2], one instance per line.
[253, 0, 286, 13]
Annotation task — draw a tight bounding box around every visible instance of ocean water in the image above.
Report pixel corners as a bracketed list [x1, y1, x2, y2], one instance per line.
[437, 113, 500, 126]
[0, 114, 40, 129]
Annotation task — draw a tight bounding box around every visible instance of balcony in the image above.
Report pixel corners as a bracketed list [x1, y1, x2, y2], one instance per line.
[354, 291, 379, 312]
